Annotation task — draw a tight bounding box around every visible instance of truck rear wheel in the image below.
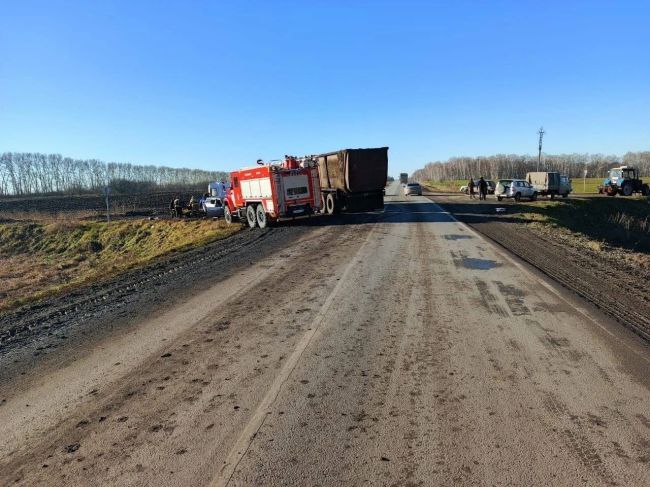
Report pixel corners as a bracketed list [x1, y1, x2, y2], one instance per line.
[246, 205, 257, 228]
[224, 205, 233, 224]
[256, 204, 268, 228]
[325, 193, 337, 215]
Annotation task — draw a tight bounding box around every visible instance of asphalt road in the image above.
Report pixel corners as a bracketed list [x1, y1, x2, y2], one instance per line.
[0, 182, 648, 486]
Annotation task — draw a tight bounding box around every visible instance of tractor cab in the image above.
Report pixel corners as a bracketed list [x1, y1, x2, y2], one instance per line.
[609, 166, 637, 184]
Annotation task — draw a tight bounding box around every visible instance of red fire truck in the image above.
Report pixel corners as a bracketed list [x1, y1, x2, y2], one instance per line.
[223, 156, 322, 228]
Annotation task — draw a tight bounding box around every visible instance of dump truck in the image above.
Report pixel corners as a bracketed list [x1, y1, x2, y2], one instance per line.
[316, 147, 389, 214]
[399, 173, 408, 185]
[526, 171, 561, 199]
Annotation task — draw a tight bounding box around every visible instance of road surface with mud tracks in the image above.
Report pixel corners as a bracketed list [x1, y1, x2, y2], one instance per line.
[0, 182, 648, 486]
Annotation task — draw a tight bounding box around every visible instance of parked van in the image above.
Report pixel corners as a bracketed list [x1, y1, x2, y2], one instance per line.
[526, 172, 561, 199]
[559, 175, 572, 198]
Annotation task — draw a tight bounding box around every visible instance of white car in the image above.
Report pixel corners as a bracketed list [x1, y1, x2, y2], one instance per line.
[403, 182, 422, 196]
[495, 179, 537, 201]
[202, 197, 225, 218]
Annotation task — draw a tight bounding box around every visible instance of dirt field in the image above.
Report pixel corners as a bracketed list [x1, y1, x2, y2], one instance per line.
[428, 193, 650, 341]
[0, 191, 199, 218]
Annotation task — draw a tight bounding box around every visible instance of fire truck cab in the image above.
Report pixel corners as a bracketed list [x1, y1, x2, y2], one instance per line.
[223, 156, 321, 228]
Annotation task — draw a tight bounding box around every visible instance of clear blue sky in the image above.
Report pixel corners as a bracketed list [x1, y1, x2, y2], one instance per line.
[1, 0, 649, 175]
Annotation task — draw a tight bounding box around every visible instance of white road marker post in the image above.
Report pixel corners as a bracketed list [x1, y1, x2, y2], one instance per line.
[583, 169, 587, 194]
[103, 186, 111, 222]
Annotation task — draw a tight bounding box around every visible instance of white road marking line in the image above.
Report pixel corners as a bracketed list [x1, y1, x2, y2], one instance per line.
[211, 222, 379, 487]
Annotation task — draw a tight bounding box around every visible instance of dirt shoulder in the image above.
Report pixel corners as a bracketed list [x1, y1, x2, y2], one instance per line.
[0, 218, 239, 313]
[0, 222, 318, 384]
[428, 193, 650, 342]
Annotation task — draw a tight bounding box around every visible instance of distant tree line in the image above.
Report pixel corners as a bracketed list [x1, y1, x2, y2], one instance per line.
[411, 151, 650, 182]
[0, 152, 229, 196]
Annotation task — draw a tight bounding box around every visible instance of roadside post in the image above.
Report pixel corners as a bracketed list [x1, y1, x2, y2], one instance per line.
[583, 169, 587, 194]
[103, 186, 111, 222]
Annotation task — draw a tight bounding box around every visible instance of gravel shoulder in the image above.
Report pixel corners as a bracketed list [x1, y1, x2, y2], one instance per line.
[0, 219, 338, 386]
[428, 193, 650, 342]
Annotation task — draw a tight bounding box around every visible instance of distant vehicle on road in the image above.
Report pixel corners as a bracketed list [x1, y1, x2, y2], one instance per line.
[404, 182, 422, 196]
[202, 197, 224, 218]
[399, 173, 408, 185]
[559, 175, 572, 198]
[496, 179, 537, 201]
[460, 180, 495, 194]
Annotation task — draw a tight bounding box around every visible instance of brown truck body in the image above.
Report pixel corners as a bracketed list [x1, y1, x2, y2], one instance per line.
[316, 147, 388, 212]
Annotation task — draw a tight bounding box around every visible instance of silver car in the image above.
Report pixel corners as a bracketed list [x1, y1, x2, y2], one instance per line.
[495, 179, 537, 201]
[403, 182, 422, 196]
[202, 197, 225, 218]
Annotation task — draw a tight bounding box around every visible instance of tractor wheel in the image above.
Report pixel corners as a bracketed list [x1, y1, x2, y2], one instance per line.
[514, 192, 521, 202]
[224, 205, 233, 224]
[643, 184, 650, 196]
[622, 183, 633, 196]
[246, 205, 257, 228]
[256, 204, 268, 229]
[325, 193, 337, 215]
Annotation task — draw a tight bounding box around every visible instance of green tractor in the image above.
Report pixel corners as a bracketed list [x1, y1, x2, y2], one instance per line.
[598, 166, 649, 197]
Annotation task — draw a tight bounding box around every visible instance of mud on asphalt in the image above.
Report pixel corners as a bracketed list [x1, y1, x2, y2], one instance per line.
[430, 195, 650, 343]
[0, 221, 316, 382]
[0, 212, 383, 382]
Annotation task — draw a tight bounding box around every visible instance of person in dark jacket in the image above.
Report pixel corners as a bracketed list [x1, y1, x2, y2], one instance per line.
[468, 178, 476, 199]
[173, 197, 182, 217]
[478, 177, 488, 200]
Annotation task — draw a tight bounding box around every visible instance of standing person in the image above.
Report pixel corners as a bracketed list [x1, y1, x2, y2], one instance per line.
[468, 178, 476, 199]
[173, 196, 182, 218]
[479, 177, 488, 200]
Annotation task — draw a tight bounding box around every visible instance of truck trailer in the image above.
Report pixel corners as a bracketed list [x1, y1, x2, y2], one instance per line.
[316, 147, 389, 214]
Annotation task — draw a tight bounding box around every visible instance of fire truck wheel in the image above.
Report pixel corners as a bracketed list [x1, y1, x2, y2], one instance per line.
[326, 193, 337, 215]
[256, 204, 268, 228]
[224, 205, 233, 224]
[246, 205, 257, 228]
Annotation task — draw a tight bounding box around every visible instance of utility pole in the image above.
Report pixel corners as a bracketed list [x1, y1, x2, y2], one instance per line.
[537, 126, 545, 171]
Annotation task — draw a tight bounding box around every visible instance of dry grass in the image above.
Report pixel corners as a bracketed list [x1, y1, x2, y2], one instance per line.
[0, 218, 240, 312]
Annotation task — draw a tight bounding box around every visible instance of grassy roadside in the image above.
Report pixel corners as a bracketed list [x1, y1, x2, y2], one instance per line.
[517, 197, 650, 252]
[480, 198, 650, 271]
[0, 218, 240, 313]
[422, 177, 635, 194]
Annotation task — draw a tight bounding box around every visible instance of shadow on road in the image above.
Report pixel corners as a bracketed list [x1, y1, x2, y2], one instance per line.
[270, 201, 456, 227]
